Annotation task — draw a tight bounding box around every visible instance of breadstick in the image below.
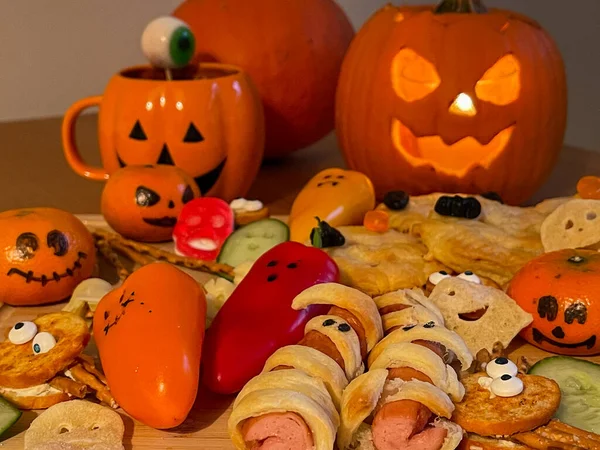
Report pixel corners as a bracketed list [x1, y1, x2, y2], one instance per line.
[110, 240, 155, 266]
[49, 376, 88, 398]
[93, 229, 235, 280]
[95, 238, 130, 281]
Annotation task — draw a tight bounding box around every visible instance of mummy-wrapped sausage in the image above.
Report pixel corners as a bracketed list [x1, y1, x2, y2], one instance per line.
[228, 283, 383, 450]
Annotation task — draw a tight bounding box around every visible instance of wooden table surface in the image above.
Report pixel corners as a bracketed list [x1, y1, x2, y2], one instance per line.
[1, 116, 600, 449]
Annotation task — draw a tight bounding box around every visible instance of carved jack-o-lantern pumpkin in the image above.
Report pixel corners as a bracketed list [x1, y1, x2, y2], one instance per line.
[0, 208, 96, 306]
[101, 165, 200, 243]
[508, 249, 600, 356]
[336, 0, 567, 205]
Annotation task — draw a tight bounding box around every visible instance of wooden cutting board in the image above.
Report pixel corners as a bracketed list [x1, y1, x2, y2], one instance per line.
[1, 215, 599, 450]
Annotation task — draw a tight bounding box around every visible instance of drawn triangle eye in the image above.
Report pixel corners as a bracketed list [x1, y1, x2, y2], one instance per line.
[183, 123, 204, 143]
[129, 120, 147, 141]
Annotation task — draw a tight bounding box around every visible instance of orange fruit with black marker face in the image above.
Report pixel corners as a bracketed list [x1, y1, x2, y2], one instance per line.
[508, 249, 600, 356]
[0, 208, 96, 306]
[101, 165, 200, 243]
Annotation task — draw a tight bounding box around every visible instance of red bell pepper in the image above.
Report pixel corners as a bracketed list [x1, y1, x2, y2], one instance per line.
[202, 241, 339, 394]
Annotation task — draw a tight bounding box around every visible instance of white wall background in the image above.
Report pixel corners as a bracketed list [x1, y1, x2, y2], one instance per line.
[0, 0, 598, 151]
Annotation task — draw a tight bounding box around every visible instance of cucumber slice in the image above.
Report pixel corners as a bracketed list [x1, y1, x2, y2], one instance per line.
[217, 218, 289, 267]
[0, 395, 21, 437]
[529, 356, 600, 433]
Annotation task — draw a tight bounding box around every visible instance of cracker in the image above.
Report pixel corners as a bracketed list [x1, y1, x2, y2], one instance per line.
[428, 278, 532, 355]
[24, 400, 124, 450]
[540, 199, 600, 252]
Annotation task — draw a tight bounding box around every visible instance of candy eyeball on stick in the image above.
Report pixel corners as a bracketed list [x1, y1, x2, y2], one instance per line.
[141, 16, 196, 69]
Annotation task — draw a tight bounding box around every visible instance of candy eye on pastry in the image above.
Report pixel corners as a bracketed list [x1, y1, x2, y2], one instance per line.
[490, 374, 524, 397]
[486, 357, 518, 379]
[8, 321, 37, 344]
[457, 271, 481, 284]
[429, 271, 451, 285]
[32, 332, 56, 355]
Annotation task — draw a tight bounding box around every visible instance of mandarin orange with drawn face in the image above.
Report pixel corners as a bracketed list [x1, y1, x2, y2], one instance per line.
[508, 249, 600, 356]
[0, 208, 96, 306]
[336, 1, 567, 205]
[289, 168, 375, 242]
[101, 165, 200, 243]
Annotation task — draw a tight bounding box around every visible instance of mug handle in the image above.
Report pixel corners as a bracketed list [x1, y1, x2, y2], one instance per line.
[61, 95, 109, 181]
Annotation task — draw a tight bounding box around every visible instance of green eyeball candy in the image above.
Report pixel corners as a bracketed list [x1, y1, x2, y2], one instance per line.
[141, 16, 196, 69]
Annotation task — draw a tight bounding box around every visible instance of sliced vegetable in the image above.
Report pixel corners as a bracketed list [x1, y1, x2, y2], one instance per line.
[217, 218, 289, 267]
[529, 356, 600, 433]
[310, 217, 345, 248]
[0, 395, 21, 437]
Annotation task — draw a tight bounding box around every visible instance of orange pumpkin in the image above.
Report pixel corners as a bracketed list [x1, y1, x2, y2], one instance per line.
[101, 165, 200, 243]
[507, 249, 600, 356]
[173, 0, 355, 158]
[335, 0, 567, 205]
[0, 208, 96, 306]
[64, 64, 264, 201]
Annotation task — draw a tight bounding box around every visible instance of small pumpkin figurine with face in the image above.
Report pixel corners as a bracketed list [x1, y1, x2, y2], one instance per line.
[0, 208, 96, 306]
[101, 165, 200, 242]
[289, 168, 375, 243]
[508, 249, 600, 356]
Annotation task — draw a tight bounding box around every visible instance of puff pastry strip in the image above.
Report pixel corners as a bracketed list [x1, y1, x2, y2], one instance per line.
[382, 307, 445, 333]
[374, 288, 443, 321]
[262, 345, 348, 409]
[229, 389, 337, 450]
[305, 315, 364, 380]
[233, 368, 338, 424]
[369, 323, 474, 370]
[292, 283, 383, 351]
[369, 342, 464, 401]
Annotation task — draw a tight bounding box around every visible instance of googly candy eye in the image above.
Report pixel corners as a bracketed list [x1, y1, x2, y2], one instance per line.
[457, 271, 481, 284]
[486, 357, 518, 379]
[8, 321, 37, 344]
[32, 332, 57, 355]
[490, 374, 524, 397]
[141, 16, 196, 69]
[428, 271, 451, 285]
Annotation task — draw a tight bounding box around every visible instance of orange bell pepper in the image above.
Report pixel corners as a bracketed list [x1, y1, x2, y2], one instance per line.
[289, 168, 375, 242]
[93, 262, 206, 429]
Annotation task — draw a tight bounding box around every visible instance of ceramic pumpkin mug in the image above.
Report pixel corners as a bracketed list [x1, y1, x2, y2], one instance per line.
[62, 64, 265, 202]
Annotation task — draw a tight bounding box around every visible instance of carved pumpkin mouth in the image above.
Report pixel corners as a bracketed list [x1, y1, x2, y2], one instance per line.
[143, 217, 178, 227]
[532, 328, 597, 349]
[6, 252, 88, 287]
[391, 119, 515, 176]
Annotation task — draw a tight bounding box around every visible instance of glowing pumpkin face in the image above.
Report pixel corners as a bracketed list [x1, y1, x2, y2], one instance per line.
[336, 3, 567, 205]
[0, 208, 96, 306]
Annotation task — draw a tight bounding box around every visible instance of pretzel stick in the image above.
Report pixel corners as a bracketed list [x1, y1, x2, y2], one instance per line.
[548, 420, 600, 446]
[513, 431, 586, 450]
[77, 354, 96, 365]
[95, 238, 130, 281]
[536, 426, 600, 450]
[70, 364, 118, 408]
[50, 376, 89, 398]
[93, 229, 234, 281]
[81, 361, 108, 385]
[110, 240, 155, 266]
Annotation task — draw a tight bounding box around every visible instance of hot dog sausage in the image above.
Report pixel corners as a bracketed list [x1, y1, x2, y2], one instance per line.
[242, 412, 314, 450]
